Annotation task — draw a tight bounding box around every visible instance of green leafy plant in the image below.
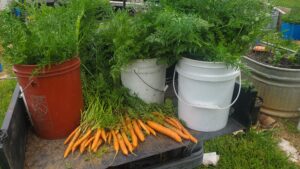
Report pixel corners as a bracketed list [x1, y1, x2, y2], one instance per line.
[0, 0, 111, 68]
[159, 0, 271, 66]
[282, 7, 300, 24]
[94, 4, 209, 80]
[146, 8, 209, 64]
[260, 31, 300, 66]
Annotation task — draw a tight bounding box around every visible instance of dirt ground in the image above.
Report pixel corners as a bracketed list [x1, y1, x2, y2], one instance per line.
[269, 117, 300, 166]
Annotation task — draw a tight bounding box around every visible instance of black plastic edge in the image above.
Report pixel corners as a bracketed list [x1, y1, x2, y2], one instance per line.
[0, 84, 28, 169]
[1, 84, 21, 130]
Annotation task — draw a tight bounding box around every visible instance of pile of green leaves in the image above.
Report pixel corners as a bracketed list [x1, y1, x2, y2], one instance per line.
[159, 0, 271, 66]
[282, 8, 300, 24]
[93, 5, 209, 79]
[0, 0, 111, 68]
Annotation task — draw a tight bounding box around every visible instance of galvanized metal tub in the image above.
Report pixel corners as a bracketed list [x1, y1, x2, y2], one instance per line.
[242, 56, 300, 118]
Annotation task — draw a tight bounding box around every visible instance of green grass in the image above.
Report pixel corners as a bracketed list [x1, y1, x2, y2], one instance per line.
[199, 130, 300, 169]
[273, 0, 300, 8]
[0, 79, 16, 127]
[281, 119, 300, 134]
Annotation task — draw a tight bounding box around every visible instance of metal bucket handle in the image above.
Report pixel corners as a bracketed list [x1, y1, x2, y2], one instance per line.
[172, 68, 242, 110]
[134, 69, 168, 93]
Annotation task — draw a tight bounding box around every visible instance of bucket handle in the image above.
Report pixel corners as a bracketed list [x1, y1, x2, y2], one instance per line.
[134, 69, 168, 93]
[172, 68, 242, 110]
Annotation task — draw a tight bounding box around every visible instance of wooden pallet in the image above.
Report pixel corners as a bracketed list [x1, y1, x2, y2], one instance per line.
[24, 118, 243, 169]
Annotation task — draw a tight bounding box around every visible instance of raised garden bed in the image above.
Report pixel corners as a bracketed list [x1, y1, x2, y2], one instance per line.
[243, 54, 300, 118]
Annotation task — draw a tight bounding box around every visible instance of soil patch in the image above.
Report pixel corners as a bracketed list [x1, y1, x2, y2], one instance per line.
[247, 51, 300, 69]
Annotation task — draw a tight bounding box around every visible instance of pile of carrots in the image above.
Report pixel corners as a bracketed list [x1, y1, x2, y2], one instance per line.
[63, 114, 198, 158]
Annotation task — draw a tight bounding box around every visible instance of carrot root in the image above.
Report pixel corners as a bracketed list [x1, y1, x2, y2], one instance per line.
[64, 129, 81, 158]
[133, 120, 145, 142]
[64, 127, 79, 145]
[121, 130, 133, 153]
[147, 120, 182, 143]
[117, 133, 128, 156]
[112, 130, 120, 154]
[137, 119, 150, 135]
[92, 128, 102, 150]
[72, 129, 92, 153]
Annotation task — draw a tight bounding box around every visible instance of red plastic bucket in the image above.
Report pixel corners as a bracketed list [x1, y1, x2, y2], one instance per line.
[13, 57, 83, 139]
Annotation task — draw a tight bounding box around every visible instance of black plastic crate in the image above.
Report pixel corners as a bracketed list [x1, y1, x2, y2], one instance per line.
[109, 141, 203, 169]
[0, 85, 28, 169]
[232, 84, 263, 128]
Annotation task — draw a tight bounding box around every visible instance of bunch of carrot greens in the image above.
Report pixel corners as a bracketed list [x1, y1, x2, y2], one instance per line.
[63, 79, 198, 158]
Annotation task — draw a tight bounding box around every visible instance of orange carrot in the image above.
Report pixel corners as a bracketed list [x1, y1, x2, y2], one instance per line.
[145, 124, 156, 136]
[132, 120, 145, 142]
[92, 128, 102, 150]
[166, 124, 189, 140]
[72, 129, 92, 153]
[170, 118, 198, 143]
[117, 133, 128, 156]
[137, 119, 150, 135]
[112, 130, 119, 153]
[108, 131, 112, 144]
[165, 118, 181, 130]
[101, 128, 107, 142]
[80, 139, 88, 154]
[127, 119, 138, 148]
[122, 118, 129, 132]
[64, 127, 79, 145]
[84, 136, 95, 148]
[93, 138, 103, 152]
[253, 46, 266, 52]
[121, 130, 133, 153]
[147, 121, 182, 143]
[168, 118, 183, 130]
[79, 136, 95, 154]
[64, 129, 80, 158]
[182, 128, 198, 143]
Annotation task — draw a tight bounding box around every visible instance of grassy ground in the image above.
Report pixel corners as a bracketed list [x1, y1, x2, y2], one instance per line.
[0, 79, 16, 126]
[273, 0, 300, 8]
[198, 129, 300, 169]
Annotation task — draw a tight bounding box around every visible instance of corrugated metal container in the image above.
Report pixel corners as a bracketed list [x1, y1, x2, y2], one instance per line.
[242, 56, 300, 118]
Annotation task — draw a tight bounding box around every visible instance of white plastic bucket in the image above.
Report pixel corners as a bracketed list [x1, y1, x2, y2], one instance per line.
[121, 58, 167, 104]
[174, 57, 241, 132]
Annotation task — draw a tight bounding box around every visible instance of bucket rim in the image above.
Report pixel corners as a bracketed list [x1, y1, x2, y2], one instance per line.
[180, 57, 237, 69]
[175, 65, 240, 82]
[13, 57, 80, 77]
[243, 56, 300, 72]
[121, 58, 167, 72]
[126, 58, 167, 65]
